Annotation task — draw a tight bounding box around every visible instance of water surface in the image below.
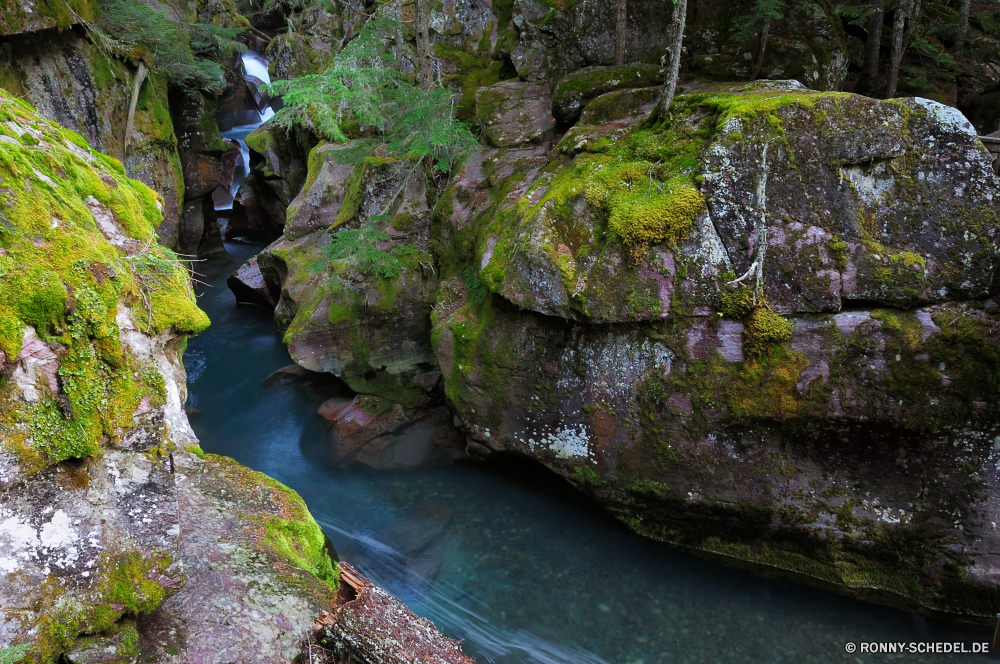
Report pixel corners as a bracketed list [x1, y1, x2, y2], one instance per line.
[186, 243, 992, 663]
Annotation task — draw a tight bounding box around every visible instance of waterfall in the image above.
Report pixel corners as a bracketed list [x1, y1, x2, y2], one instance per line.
[213, 51, 275, 214]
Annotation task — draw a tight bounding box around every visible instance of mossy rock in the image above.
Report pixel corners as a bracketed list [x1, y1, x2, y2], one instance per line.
[579, 86, 661, 125]
[0, 90, 207, 472]
[552, 64, 665, 125]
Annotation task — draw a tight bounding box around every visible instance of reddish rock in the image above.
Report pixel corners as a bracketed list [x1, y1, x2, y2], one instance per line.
[475, 81, 556, 147]
[227, 255, 277, 309]
[322, 396, 465, 471]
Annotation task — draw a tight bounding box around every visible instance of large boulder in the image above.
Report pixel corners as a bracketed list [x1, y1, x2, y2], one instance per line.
[552, 64, 664, 125]
[475, 80, 556, 147]
[258, 155, 442, 408]
[468, 82, 1000, 323]
[427, 82, 1000, 620]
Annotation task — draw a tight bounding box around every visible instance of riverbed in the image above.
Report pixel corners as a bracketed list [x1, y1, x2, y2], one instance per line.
[185, 242, 993, 664]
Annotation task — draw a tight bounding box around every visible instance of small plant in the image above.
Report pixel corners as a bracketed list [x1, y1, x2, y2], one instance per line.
[311, 223, 424, 281]
[267, 16, 477, 173]
[719, 284, 794, 357]
[85, 0, 246, 92]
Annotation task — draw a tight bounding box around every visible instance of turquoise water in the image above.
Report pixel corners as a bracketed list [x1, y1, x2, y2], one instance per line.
[185, 243, 992, 663]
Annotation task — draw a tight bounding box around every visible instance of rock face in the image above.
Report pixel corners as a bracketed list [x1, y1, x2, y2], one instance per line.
[262, 154, 444, 409]
[0, 93, 339, 662]
[0, 27, 186, 249]
[424, 81, 1000, 621]
[268, 78, 1000, 620]
[475, 81, 556, 147]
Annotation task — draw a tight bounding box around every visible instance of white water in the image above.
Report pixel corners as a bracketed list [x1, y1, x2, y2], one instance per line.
[213, 52, 275, 212]
[318, 516, 613, 664]
[241, 51, 271, 84]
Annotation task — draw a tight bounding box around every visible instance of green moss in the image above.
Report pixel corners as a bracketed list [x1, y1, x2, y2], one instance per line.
[0, 0, 97, 35]
[0, 91, 208, 471]
[206, 455, 340, 594]
[433, 43, 509, 121]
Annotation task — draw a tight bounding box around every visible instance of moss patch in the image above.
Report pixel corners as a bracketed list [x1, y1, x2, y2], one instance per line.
[0, 91, 207, 471]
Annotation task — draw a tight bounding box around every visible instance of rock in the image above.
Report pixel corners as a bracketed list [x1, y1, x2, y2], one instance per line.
[212, 138, 243, 210]
[227, 173, 287, 242]
[137, 452, 338, 662]
[263, 156, 443, 407]
[261, 363, 327, 388]
[578, 85, 661, 125]
[1, 28, 185, 249]
[245, 124, 312, 207]
[419, 80, 1000, 619]
[308, 563, 475, 664]
[64, 620, 139, 664]
[0, 93, 341, 661]
[228, 254, 278, 308]
[174, 89, 228, 202]
[552, 64, 664, 125]
[267, 3, 346, 80]
[475, 80, 556, 147]
[284, 142, 357, 239]
[178, 196, 222, 259]
[323, 396, 465, 471]
[466, 82, 1000, 323]
[0, 0, 98, 35]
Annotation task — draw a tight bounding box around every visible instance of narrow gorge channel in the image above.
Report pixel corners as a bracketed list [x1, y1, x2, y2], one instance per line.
[187, 242, 993, 663]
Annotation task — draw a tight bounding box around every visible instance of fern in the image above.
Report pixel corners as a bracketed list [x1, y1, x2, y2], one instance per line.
[312, 223, 424, 281]
[267, 16, 477, 172]
[91, 0, 245, 92]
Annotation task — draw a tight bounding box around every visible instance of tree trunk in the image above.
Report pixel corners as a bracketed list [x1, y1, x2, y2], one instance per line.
[859, 0, 885, 96]
[658, 0, 689, 120]
[615, 0, 627, 66]
[955, 0, 971, 55]
[883, 0, 910, 98]
[416, 0, 432, 89]
[751, 16, 771, 80]
[903, 0, 922, 44]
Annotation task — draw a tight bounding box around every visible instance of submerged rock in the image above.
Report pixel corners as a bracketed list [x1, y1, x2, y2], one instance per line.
[321, 395, 465, 471]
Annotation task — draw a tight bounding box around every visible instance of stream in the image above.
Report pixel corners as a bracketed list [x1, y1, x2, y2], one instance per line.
[184, 242, 994, 664]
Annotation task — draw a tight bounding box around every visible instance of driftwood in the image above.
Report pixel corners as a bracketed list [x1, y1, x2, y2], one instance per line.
[305, 563, 475, 664]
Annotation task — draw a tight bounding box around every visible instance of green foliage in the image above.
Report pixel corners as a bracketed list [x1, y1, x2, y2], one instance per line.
[312, 222, 422, 281]
[268, 16, 477, 172]
[732, 0, 791, 42]
[90, 0, 246, 92]
[0, 645, 28, 664]
[834, 1, 879, 28]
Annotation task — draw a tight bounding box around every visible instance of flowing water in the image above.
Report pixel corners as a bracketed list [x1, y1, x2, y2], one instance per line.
[185, 243, 994, 664]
